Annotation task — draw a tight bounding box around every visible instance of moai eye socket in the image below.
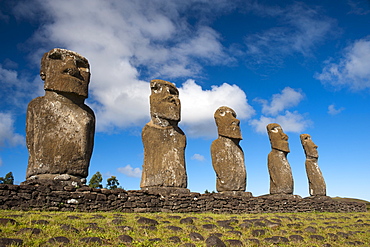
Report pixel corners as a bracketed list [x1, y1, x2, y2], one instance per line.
[76, 58, 88, 68]
[219, 111, 226, 117]
[48, 51, 63, 60]
[76, 58, 89, 72]
[271, 127, 278, 133]
[168, 87, 177, 95]
[152, 83, 162, 94]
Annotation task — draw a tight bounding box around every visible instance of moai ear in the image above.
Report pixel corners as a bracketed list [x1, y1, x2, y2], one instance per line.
[40, 72, 46, 81]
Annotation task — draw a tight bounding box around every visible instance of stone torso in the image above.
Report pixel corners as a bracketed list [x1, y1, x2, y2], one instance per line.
[211, 137, 246, 192]
[268, 149, 293, 194]
[26, 94, 95, 179]
[305, 158, 326, 196]
[140, 122, 187, 188]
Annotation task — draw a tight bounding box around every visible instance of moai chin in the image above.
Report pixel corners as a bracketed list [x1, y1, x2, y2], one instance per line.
[300, 134, 326, 196]
[140, 79, 189, 194]
[266, 123, 294, 195]
[24, 48, 95, 186]
[211, 106, 248, 195]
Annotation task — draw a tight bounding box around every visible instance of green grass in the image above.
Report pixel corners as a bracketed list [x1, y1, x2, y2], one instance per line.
[0, 210, 369, 246]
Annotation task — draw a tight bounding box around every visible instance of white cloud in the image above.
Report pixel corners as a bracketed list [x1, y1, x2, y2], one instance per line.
[117, 165, 142, 178]
[0, 65, 43, 109]
[180, 79, 255, 138]
[315, 37, 370, 91]
[250, 87, 310, 134]
[328, 104, 345, 115]
[347, 0, 370, 15]
[0, 112, 25, 147]
[191, 153, 205, 161]
[250, 111, 311, 134]
[13, 0, 245, 135]
[255, 87, 304, 116]
[245, 2, 337, 64]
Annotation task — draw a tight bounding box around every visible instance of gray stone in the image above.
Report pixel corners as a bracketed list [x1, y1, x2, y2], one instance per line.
[137, 217, 158, 226]
[189, 232, 204, 241]
[80, 237, 102, 243]
[118, 235, 133, 243]
[48, 236, 70, 244]
[266, 123, 293, 194]
[300, 134, 326, 196]
[211, 106, 246, 192]
[225, 239, 243, 246]
[140, 79, 188, 191]
[0, 238, 23, 246]
[206, 236, 226, 247]
[25, 48, 95, 186]
[289, 235, 304, 242]
[168, 236, 181, 243]
[309, 235, 325, 241]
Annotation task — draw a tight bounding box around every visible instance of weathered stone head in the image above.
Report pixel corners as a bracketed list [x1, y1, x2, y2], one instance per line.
[267, 123, 289, 153]
[214, 106, 242, 140]
[149, 79, 180, 122]
[300, 134, 318, 159]
[40, 48, 90, 98]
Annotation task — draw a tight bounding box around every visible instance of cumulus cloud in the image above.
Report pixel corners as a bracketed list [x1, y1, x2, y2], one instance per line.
[250, 111, 310, 134]
[191, 153, 205, 161]
[328, 104, 345, 115]
[347, 0, 370, 15]
[0, 112, 25, 147]
[180, 79, 254, 138]
[254, 87, 304, 116]
[250, 87, 310, 133]
[315, 37, 370, 91]
[245, 2, 337, 65]
[0, 65, 43, 110]
[117, 165, 142, 178]
[12, 0, 249, 136]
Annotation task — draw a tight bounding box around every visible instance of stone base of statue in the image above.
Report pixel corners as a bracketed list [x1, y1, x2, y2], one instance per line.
[21, 174, 86, 187]
[142, 187, 190, 196]
[304, 195, 332, 200]
[259, 194, 302, 200]
[219, 191, 253, 197]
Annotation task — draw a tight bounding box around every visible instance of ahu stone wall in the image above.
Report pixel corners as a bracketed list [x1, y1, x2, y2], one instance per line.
[0, 184, 366, 213]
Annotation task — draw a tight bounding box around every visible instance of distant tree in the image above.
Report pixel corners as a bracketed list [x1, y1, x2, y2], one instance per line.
[106, 176, 120, 190]
[88, 171, 103, 189]
[204, 189, 210, 194]
[0, 172, 14, 185]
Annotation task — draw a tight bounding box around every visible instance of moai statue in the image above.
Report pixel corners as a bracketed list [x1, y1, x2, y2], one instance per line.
[266, 123, 294, 195]
[140, 79, 189, 194]
[24, 48, 95, 186]
[300, 134, 326, 196]
[211, 106, 249, 195]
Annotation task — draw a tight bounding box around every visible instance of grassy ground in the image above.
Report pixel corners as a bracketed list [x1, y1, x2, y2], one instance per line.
[0, 210, 369, 246]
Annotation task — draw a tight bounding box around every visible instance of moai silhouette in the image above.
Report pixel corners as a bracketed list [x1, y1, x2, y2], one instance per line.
[140, 79, 189, 194]
[25, 48, 95, 186]
[266, 123, 294, 195]
[300, 134, 326, 196]
[211, 106, 247, 195]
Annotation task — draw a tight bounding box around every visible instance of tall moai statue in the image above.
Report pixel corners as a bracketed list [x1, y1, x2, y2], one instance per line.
[211, 106, 248, 195]
[300, 134, 326, 196]
[266, 123, 294, 195]
[140, 79, 189, 193]
[24, 48, 95, 186]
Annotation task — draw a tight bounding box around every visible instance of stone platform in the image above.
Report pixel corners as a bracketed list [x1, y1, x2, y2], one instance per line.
[0, 184, 366, 213]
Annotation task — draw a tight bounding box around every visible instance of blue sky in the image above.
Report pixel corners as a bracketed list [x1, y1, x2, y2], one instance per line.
[1, 0, 369, 201]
